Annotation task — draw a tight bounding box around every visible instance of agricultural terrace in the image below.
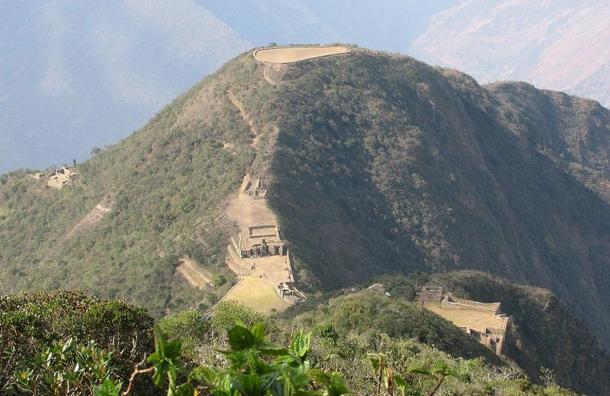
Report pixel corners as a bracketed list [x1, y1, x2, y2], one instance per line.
[223, 276, 289, 314]
[423, 301, 506, 333]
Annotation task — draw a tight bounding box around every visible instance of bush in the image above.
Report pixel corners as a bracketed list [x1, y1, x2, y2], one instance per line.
[158, 310, 209, 363]
[0, 291, 154, 393]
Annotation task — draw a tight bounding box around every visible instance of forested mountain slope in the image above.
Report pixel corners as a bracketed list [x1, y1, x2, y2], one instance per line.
[1, 46, 609, 351]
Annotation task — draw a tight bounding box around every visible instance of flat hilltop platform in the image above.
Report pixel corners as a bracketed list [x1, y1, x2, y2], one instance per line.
[253, 46, 350, 64]
[424, 301, 506, 333]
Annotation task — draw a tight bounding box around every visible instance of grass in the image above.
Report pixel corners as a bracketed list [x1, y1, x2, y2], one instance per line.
[223, 276, 289, 314]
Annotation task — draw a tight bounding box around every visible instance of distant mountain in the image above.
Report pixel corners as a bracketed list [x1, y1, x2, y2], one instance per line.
[412, 0, 610, 109]
[0, 0, 453, 173]
[2, 46, 609, 362]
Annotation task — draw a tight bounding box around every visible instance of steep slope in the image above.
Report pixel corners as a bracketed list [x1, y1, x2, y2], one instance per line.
[0, 52, 272, 315]
[258, 52, 610, 350]
[287, 272, 610, 395]
[1, 46, 609, 353]
[488, 81, 610, 203]
[412, 0, 610, 108]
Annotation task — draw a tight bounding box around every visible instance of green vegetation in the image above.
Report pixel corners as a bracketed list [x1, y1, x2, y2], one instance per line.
[0, 290, 577, 395]
[0, 52, 268, 316]
[263, 51, 610, 352]
[429, 271, 610, 395]
[0, 291, 154, 394]
[1, 46, 610, 393]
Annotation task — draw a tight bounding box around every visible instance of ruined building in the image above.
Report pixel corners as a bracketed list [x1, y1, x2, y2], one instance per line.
[418, 286, 511, 356]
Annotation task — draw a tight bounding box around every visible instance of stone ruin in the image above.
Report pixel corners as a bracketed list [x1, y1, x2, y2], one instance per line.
[231, 224, 287, 259]
[47, 167, 78, 189]
[417, 285, 443, 305]
[276, 281, 306, 304]
[241, 176, 267, 199]
[418, 286, 511, 356]
[227, 173, 306, 307]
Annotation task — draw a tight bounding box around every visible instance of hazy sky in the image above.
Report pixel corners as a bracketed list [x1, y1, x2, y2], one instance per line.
[0, 0, 454, 173]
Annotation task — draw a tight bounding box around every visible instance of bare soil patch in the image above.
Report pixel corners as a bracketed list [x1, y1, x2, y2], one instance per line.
[254, 46, 350, 64]
[64, 199, 112, 240]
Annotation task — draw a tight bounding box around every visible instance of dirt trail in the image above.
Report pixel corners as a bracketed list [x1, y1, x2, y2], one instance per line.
[263, 65, 277, 85]
[228, 91, 260, 148]
[176, 257, 211, 289]
[223, 86, 304, 312]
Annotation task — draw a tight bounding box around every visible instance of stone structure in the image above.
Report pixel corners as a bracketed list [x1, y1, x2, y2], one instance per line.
[419, 286, 511, 356]
[276, 281, 306, 304]
[241, 176, 267, 198]
[225, 174, 306, 309]
[240, 224, 287, 258]
[441, 293, 501, 314]
[47, 167, 77, 189]
[416, 285, 443, 306]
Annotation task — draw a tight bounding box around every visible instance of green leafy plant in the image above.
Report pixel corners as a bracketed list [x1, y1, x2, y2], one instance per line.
[101, 322, 349, 396]
[408, 359, 470, 396]
[193, 322, 348, 395]
[14, 338, 117, 395]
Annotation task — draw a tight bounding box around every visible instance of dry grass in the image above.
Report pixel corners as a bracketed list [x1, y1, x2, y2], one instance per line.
[223, 276, 289, 314]
[254, 46, 350, 64]
[424, 301, 506, 332]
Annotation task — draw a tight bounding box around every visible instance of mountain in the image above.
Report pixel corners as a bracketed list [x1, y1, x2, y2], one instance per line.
[412, 0, 610, 109]
[0, 0, 454, 173]
[1, 45, 609, 355]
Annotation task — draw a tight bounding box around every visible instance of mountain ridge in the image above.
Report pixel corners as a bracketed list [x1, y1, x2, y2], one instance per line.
[1, 46, 609, 353]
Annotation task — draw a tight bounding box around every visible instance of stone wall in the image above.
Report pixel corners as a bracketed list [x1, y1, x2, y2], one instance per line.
[441, 295, 501, 314]
[420, 286, 512, 356]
